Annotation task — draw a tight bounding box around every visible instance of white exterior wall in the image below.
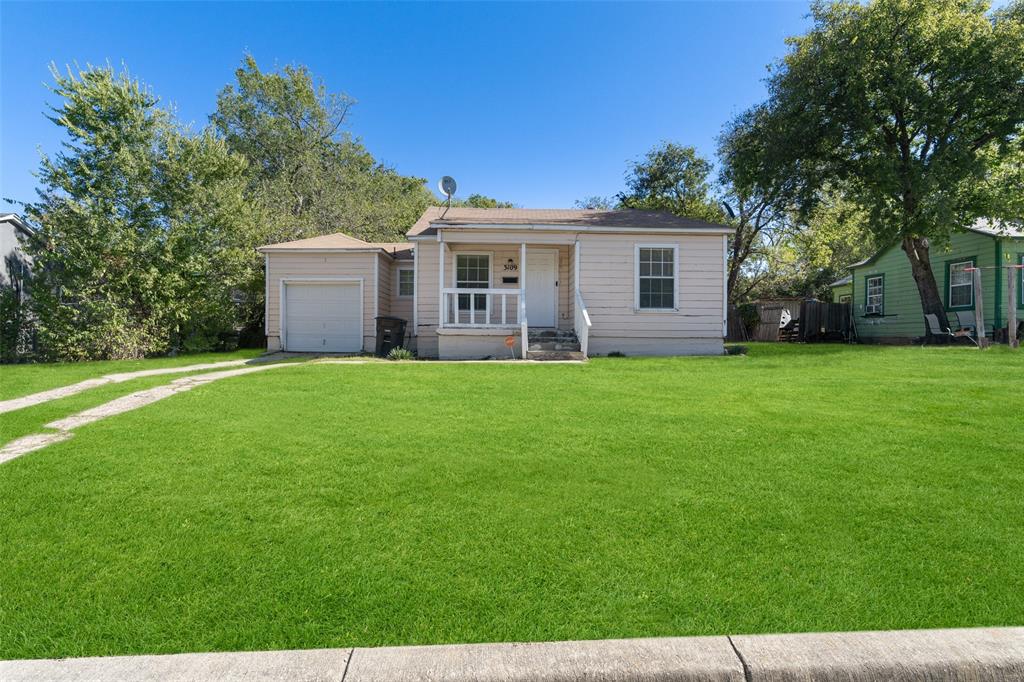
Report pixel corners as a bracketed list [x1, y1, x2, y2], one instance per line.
[389, 262, 415, 325]
[576, 233, 725, 356]
[414, 229, 726, 357]
[415, 241, 440, 358]
[264, 228, 728, 358]
[265, 252, 379, 352]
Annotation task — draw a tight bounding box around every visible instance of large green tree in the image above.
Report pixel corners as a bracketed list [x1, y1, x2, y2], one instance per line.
[211, 56, 433, 246]
[617, 142, 725, 223]
[718, 108, 797, 302]
[449, 193, 515, 209]
[759, 0, 1024, 332]
[25, 65, 251, 360]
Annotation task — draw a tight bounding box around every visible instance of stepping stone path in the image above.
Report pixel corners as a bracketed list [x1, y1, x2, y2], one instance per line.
[0, 359, 256, 415]
[0, 360, 303, 465]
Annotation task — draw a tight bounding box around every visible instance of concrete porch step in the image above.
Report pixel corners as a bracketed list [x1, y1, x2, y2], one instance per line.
[527, 350, 586, 361]
[528, 329, 581, 353]
[528, 342, 581, 351]
[528, 329, 579, 340]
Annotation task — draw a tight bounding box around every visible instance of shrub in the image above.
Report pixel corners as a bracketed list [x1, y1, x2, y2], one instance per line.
[386, 347, 415, 361]
[606, 351, 626, 357]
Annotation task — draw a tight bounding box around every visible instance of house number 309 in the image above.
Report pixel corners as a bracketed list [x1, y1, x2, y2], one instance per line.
[504, 259, 518, 272]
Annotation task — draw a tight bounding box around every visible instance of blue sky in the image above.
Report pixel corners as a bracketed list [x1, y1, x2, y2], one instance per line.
[1, 1, 812, 214]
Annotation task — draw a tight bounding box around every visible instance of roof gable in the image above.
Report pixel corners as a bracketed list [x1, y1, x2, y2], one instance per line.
[258, 232, 412, 259]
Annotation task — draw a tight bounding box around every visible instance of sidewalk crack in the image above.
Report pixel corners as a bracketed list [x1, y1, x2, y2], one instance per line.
[727, 635, 752, 682]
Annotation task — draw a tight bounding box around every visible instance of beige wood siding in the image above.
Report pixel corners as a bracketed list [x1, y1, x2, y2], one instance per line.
[413, 230, 726, 357]
[376, 254, 391, 318]
[266, 252, 379, 351]
[389, 261, 415, 324]
[577, 233, 725, 352]
[415, 241, 440, 357]
[449, 243, 572, 329]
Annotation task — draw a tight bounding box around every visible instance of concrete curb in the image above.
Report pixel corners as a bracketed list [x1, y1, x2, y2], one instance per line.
[0, 648, 351, 681]
[2, 627, 1022, 681]
[345, 636, 742, 681]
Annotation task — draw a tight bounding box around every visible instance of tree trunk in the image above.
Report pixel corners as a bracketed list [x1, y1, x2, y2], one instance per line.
[901, 235, 948, 336]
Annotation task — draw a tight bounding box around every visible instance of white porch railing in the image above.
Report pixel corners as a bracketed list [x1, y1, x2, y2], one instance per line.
[574, 289, 592, 358]
[441, 288, 523, 328]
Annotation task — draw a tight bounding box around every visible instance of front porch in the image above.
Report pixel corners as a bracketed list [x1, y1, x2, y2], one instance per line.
[434, 239, 591, 360]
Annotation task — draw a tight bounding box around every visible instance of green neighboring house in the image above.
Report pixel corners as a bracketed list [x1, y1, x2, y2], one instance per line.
[829, 275, 853, 303]
[831, 222, 1024, 343]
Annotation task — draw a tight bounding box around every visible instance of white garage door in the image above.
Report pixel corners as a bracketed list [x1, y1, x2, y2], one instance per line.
[284, 282, 363, 352]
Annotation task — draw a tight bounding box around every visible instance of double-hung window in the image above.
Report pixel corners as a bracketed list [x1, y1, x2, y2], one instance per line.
[636, 246, 677, 310]
[948, 260, 974, 308]
[398, 269, 414, 297]
[865, 275, 884, 315]
[456, 254, 490, 315]
[1018, 255, 1023, 308]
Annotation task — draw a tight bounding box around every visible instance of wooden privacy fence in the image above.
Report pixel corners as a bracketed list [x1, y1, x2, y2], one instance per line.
[752, 305, 785, 341]
[728, 300, 854, 343]
[799, 300, 854, 342]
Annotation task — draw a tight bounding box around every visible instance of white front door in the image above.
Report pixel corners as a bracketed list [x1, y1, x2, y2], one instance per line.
[525, 250, 557, 327]
[285, 282, 363, 352]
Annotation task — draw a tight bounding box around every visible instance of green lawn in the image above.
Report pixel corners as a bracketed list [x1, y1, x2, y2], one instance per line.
[0, 349, 263, 401]
[1, 345, 1022, 659]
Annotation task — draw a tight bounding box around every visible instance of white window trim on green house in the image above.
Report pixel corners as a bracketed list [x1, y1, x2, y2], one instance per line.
[865, 275, 884, 315]
[1019, 254, 1024, 309]
[946, 258, 976, 310]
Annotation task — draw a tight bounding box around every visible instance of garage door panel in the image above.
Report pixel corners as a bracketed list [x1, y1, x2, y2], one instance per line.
[285, 282, 363, 352]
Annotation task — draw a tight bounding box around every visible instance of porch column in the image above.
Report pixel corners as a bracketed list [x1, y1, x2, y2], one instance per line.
[574, 240, 580, 297]
[438, 239, 446, 329]
[520, 242, 528, 359]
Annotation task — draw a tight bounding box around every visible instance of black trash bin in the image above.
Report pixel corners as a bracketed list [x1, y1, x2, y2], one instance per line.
[375, 316, 408, 356]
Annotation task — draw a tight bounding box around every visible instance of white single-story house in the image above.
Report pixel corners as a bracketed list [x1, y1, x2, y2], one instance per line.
[258, 207, 734, 359]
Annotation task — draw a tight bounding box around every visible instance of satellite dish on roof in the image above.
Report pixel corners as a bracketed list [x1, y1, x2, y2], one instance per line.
[438, 176, 457, 200]
[438, 176, 457, 215]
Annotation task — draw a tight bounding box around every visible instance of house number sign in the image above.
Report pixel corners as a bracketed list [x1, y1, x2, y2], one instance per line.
[504, 258, 518, 272]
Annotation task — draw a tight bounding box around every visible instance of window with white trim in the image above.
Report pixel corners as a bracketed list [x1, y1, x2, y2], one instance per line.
[398, 268, 414, 297]
[865, 276, 884, 315]
[1019, 255, 1023, 307]
[456, 254, 489, 312]
[636, 246, 676, 310]
[948, 260, 974, 308]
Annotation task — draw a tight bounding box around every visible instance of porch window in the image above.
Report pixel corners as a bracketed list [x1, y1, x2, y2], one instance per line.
[398, 268, 414, 297]
[948, 260, 974, 308]
[636, 246, 677, 310]
[865, 275, 884, 315]
[456, 254, 490, 312]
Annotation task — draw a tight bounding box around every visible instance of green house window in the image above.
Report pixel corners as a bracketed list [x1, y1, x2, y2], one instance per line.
[865, 276, 884, 315]
[1018, 254, 1024, 309]
[948, 260, 974, 308]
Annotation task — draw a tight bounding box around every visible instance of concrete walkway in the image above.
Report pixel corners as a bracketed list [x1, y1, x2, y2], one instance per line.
[0, 362, 303, 465]
[2, 627, 1022, 681]
[0, 359, 260, 415]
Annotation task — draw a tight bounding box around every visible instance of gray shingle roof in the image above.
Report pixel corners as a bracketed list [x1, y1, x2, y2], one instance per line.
[407, 206, 732, 236]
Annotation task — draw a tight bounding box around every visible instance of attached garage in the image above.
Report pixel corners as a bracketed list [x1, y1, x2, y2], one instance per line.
[282, 280, 362, 352]
[259, 233, 415, 354]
